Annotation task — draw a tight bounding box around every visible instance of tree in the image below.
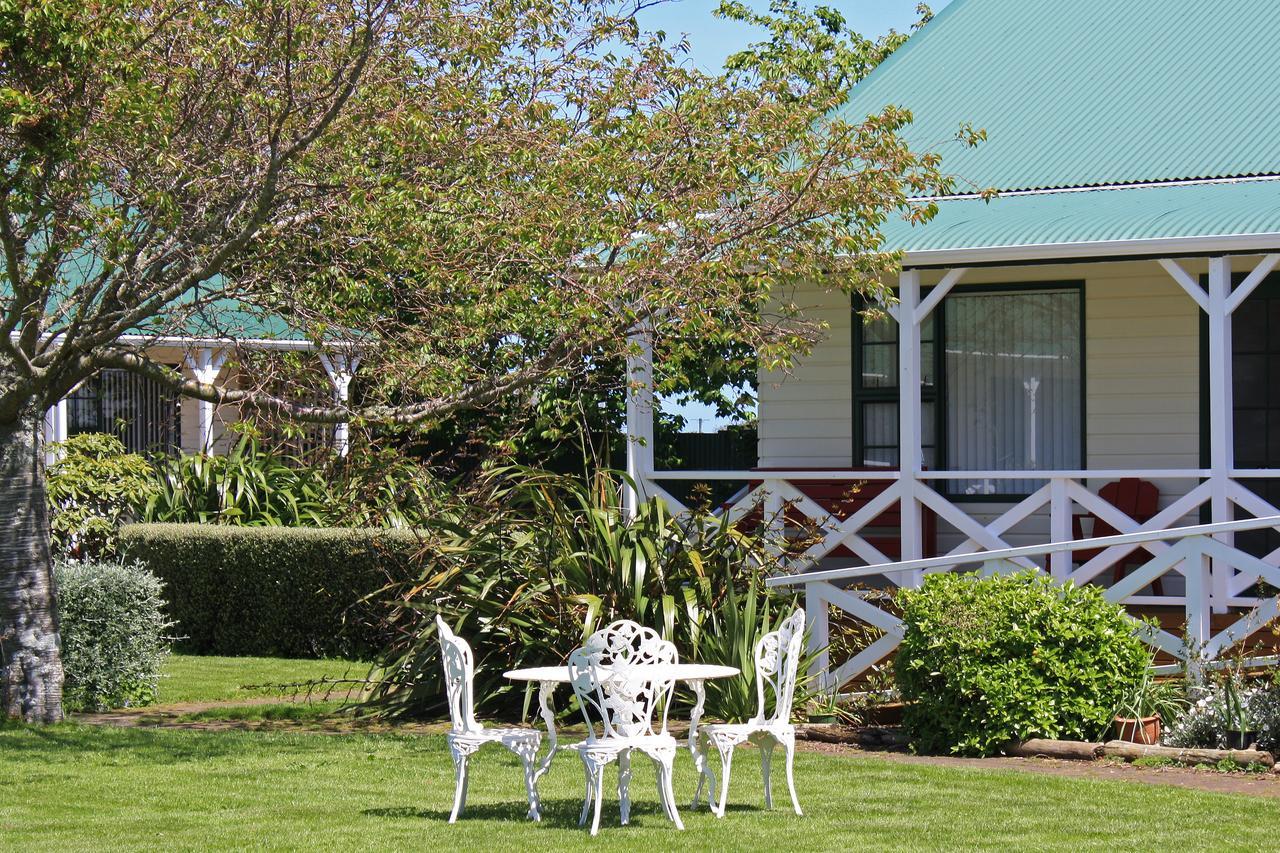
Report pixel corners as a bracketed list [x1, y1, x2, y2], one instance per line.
[0, 0, 960, 722]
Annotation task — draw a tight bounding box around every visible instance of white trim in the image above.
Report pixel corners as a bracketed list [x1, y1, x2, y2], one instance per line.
[1158, 259, 1208, 311]
[901, 233, 1280, 268]
[913, 267, 967, 322]
[766, 514, 1280, 588]
[896, 271, 923, 585]
[623, 328, 655, 517]
[1226, 253, 1280, 314]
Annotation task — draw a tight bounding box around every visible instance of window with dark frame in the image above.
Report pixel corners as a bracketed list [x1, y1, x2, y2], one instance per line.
[852, 283, 1085, 498]
[66, 367, 182, 455]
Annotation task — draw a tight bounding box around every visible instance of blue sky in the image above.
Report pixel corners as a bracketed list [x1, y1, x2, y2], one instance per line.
[636, 1, 950, 73]
[643, 1, 953, 430]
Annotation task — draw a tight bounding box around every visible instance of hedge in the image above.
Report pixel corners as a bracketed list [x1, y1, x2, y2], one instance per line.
[119, 524, 421, 659]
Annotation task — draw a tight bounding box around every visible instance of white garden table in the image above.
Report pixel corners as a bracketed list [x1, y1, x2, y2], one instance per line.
[504, 663, 739, 785]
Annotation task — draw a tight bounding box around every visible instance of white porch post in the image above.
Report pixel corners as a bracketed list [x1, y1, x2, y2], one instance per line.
[43, 397, 68, 466]
[897, 270, 924, 587]
[185, 347, 227, 453]
[1206, 257, 1233, 613]
[319, 353, 360, 458]
[1049, 476, 1072, 580]
[623, 328, 655, 518]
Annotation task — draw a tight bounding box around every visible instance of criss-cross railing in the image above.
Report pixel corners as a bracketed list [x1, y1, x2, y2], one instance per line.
[764, 515, 1280, 691]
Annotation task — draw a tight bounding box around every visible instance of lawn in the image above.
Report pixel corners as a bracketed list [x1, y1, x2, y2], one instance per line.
[3, 723, 1279, 851]
[19, 654, 1275, 849]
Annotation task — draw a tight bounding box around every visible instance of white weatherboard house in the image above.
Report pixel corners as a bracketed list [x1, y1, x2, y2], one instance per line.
[39, 308, 359, 460]
[625, 0, 1280, 689]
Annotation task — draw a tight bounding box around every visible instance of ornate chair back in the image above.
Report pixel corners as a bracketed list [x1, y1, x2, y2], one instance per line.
[752, 608, 806, 726]
[569, 620, 677, 742]
[436, 615, 481, 734]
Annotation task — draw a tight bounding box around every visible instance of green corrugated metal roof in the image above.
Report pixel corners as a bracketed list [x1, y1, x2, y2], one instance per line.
[880, 178, 1280, 259]
[839, 0, 1280, 193]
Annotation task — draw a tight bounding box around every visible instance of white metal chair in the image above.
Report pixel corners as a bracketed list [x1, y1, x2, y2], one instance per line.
[695, 607, 806, 817]
[436, 615, 543, 823]
[565, 620, 684, 836]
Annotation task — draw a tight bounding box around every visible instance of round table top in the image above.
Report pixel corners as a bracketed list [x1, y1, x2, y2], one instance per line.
[504, 663, 739, 682]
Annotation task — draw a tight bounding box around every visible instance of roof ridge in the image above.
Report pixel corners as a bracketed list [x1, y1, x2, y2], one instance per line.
[916, 174, 1280, 203]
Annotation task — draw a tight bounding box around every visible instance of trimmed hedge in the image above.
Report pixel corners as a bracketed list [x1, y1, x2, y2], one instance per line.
[119, 524, 420, 659]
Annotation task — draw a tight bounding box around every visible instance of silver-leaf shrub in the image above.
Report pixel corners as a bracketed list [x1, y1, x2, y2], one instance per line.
[54, 559, 173, 711]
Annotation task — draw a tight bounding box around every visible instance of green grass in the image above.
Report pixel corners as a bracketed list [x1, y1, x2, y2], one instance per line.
[2, 724, 1278, 851]
[155, 655, 369, 706]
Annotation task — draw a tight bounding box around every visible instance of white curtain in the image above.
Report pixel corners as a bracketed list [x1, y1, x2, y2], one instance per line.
[944, 289, 1081, 494]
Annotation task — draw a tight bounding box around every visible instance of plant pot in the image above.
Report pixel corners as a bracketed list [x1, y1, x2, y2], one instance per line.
[807, 713, 838, 725]
[1226, 730, 1258, 750]
[1113, 715, 1161, 745]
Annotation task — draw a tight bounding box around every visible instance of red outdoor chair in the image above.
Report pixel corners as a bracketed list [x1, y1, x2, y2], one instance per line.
[1072, 478, 1162, 595]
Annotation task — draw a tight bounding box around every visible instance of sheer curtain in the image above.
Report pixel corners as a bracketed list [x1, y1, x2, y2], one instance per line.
[944, 289, 1081, 495]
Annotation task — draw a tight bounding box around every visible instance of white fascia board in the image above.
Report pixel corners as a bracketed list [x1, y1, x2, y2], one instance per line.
[16, 332, 326, 351]
[899, 232, 1280, 268]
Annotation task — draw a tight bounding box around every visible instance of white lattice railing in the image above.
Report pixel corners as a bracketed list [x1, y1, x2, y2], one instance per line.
[647, 469, 1280, 608]
[764, 515, 1280, 691]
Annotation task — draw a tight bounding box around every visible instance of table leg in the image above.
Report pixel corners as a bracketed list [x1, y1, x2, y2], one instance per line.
[687, 679, 717, 810]
[533, 679, 560, 782]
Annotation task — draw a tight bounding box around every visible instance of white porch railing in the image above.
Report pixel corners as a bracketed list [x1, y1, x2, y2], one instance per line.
[764, 515, 1280, 691]
[647, 468, 1280, 608]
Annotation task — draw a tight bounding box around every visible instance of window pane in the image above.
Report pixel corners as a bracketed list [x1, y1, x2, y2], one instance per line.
[861, 402, 897, 468]
[945, 289, 1081, 494]
[861, 343, 896, 388]
[862, 314, 895, 344]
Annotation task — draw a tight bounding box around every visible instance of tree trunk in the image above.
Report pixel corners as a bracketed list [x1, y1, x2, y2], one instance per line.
[0, 403, 64, 722]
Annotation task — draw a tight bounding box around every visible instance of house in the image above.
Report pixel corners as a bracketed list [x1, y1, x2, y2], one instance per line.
[624, 0, 1280, 688]
[39, 310, 359, 460]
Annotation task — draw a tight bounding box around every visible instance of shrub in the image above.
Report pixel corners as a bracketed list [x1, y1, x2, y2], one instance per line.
[54, 559, 172, 711]
[118, 524, 418, 659]
[46, 434, 158, 558]
[895, 571, 1150, 756]
[1165, 679, 1280, 752]
[142, 436, 444, 528]
[363, 467, 808, 722]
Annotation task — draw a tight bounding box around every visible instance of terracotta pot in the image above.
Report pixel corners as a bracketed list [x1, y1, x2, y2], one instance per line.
[1226, 729, 1258, 750]
[1113, 715, 1161, 745]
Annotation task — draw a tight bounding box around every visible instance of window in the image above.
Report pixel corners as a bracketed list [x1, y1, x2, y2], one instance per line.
[853, 284, 1083, 497]
[67, 368, 182, 454]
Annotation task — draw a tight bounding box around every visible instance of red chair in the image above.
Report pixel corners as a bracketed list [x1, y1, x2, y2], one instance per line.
[1072, 478, 1162, 595]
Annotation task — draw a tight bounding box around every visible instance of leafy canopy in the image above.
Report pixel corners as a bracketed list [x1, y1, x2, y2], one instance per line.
[0, 0, 963, 432]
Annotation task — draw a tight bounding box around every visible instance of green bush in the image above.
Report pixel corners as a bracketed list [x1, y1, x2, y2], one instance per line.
[895, 571, 1150, 756]
[47, 434, 158, 558]
[54, 559, 172, 711]
[363, 467, 810, 722]
[142, 436, 443, 528]
[118, 524, 418, 659]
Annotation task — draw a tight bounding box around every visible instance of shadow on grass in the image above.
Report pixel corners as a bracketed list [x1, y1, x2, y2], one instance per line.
[362, 798, 759, 829]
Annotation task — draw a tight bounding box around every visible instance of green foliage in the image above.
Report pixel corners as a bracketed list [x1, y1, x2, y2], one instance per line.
[46, 433, 158, 558]
[1166, 679, 1280, 752]
[141, 436, 441, 528]
[895, 571, 1150, 756]
[364, 468, 810, 723]
[118, 524, 418, 659]
[717, 0, 931, 101]
[1112, 667, 1188, 724]
[142, 437, 332, 527]
[53, 558, 172, 711]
